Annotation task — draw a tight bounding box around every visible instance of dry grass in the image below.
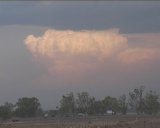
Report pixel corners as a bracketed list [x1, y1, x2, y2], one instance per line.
[0, 115, 160, 128]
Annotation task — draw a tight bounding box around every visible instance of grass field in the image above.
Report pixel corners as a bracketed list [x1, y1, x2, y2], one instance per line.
[1, 115, 160, 128]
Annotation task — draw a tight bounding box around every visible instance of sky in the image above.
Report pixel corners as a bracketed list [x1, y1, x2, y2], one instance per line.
[0, 1, 160, 110]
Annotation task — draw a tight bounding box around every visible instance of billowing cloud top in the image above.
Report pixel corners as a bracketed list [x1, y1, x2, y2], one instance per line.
[24, 29, 128, 60]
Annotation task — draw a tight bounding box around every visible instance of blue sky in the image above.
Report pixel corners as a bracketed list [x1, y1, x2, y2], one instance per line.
[0, 1, 160, 109]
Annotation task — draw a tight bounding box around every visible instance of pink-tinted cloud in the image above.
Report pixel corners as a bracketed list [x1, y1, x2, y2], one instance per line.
[24, 29, 128, 59]
[118, 48, 160, 64]
[24, 28, 160, 75]
[24, 28, 128, 74]
[117, 33, 160, 64]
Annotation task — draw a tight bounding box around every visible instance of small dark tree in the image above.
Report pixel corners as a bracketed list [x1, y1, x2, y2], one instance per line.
[128, 86, 145, 114]
[118, 94, 128, 115]
[14, 97, 41, 117]
[59, 92, 76, 115]
[91, 100, 105, 115]
[86, 96, 96, 115]
[144, 90, 159, 115]
[0, 102, 14, 120]
[102, 96, 119, 115]
[76, 92, 95, 114]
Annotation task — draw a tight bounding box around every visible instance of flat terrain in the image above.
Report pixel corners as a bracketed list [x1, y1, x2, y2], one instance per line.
[1, 115, 160, 128]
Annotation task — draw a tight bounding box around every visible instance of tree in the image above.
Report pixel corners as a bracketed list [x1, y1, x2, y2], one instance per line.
[76, 92, 94, 114]
[102, 96, 119, 115]
[144, 90, 159, 115]
[14, 97, 41, 117]
[59, 92, 75, 115]
[128, 86, 145, 114]
[86, 96, 96, 115]
[0, 102, 14, 120]
[118, 94, 128, 115]
[36, 108, 44, 117]
[90, 100, 105, 115]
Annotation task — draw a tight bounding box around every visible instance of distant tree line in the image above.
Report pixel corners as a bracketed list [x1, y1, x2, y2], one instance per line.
[0, 86, 159, 120]
[58, 86, 160, 116]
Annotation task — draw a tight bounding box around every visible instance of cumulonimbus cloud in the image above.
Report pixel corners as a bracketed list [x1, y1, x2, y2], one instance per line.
[24, 29, 128, 60]
[24, 28, 160, 74]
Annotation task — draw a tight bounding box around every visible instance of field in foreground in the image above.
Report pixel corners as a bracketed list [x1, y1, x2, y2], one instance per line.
[1, 115, 160, 128]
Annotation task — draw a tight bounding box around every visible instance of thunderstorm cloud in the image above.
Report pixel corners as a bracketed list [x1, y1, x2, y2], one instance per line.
[25, 29, 128, 59]
[24, 28, 160, 74]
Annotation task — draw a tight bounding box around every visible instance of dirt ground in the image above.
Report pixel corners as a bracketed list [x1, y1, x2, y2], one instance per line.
[0, 115, 160, 128]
